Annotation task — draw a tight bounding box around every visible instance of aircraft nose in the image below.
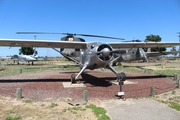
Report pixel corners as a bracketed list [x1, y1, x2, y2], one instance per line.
[101, 48, 110, 57]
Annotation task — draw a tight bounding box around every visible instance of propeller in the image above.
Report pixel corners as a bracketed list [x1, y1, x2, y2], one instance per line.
[96, 44, 114, 61]
[16, 32, 125, 40]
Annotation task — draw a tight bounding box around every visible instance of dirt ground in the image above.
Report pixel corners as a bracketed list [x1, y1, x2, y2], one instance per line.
[0, 95, 98, 120]
[0, 61, 179, 119]
[1, 89, 180, 120]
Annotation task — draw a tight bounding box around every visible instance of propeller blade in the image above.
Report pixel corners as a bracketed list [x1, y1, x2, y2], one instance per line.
[75, 33, 125, 40]
[16, 32, 125, 40]
[110, 50, 126, 54]
[122, 40, 142, 42]
[16, 32, 69, 35]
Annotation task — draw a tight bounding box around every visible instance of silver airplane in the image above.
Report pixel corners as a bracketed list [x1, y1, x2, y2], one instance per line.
[0, 56, 11, 61]
[0, 32, 180, 85]
[10, 51, 46, 65]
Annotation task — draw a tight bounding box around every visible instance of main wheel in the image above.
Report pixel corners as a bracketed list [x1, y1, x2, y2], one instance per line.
[71, 74, 76, 84]
[118, 72, 126, 81]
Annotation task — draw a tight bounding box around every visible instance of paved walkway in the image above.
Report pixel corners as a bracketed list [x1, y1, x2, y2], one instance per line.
[102, 98, 180, 120]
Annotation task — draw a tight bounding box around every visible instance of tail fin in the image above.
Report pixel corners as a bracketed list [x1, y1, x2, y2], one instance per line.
[33, 51, 38, 58]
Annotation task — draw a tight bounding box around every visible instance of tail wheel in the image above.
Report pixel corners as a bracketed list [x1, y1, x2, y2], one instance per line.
[71, 74, 76, 84]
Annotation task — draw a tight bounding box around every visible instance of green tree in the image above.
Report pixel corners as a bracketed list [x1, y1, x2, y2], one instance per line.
[19, 47, 34, 55]
[144, 34, 166, 52]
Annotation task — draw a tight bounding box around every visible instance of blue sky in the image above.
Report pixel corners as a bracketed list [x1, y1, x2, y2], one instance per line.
[0, 0, 180, 57]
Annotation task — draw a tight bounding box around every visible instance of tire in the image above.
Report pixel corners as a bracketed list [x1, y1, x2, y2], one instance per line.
[71, 74, 76, 84]
[119, 72, 126, 81]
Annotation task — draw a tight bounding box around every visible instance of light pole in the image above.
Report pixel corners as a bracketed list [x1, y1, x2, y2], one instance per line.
[34, 35, 36, 40]
[178, 32, 180, 57]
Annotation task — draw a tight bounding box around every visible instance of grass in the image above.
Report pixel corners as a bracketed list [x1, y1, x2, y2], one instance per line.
[23, 100, 33, 104]
[49, 103, 58, 108]
[71, 106, 86, 111]
[86, 104, 110, 120]
[0, 64, 79, 77]
[1, 60, 180, 78]
[155, 90, 180, 111]
[5, 115, 21, 120]
[171, 90, 176, 95]
[169, 102, 180, 111]
[113, 64, 180, 79]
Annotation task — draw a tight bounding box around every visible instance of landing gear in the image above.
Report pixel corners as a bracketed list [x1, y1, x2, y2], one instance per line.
[117, 72, 126, 82]
[117, 72, 126, 99]
[106, 64, 126, 99]
[71, 74, 76, 84]
[70, 64, 87, 84]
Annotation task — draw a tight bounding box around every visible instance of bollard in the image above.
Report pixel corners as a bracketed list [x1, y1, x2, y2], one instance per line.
[19, 69, 22, 74]
[174, 73, 178, 81]
[121, 66, 124, 72]
[144, 69, 149, 73]
[40, 67, 42, 72]
[16, 88, 22, 99]
[150, 87, 155, 97]
[61, 66, 64, 70]
[83, 90, 88, 103]
[178, 80, 180, 89]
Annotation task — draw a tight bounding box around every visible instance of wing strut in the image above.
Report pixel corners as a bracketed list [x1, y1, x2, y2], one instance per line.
[52, 47, 82, 65]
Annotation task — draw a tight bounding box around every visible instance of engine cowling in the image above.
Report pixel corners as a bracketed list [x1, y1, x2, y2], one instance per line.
[96, 44, 114, 61]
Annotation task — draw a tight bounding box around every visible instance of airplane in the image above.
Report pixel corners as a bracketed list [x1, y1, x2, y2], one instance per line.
[0, 56, 11, 61]
[9, 51, 46, 65]
[111, 47, 180, 65]
[12, 51, 47, 65]
[0, 32, 180, 85]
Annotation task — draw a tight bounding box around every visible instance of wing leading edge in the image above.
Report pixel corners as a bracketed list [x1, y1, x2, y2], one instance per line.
[0, 38, 180, 49]
[0, 39, 87, 49]
[108, 42, 180, 48]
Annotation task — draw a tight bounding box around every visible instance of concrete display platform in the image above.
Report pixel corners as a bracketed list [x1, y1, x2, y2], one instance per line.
[62, 82, 86, 88]
[110, 80, 137, 85]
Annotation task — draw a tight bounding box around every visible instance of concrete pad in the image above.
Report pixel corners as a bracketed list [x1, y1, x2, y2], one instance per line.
[63, 82, 86, 88]
[110, 80, 137, 85]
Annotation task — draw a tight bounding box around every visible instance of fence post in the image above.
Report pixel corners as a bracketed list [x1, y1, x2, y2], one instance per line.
[61, 66, 64, 70]
[19, 69, 22, 74]
[121, 66, 124, 72]
[83, 90, 88, 103]
[40, 67, 42, 72]
[144, 69, 147, 73]
[16, 88, 22, 99]
[150, 87, 155, 97]
[174, 73, 178, 81]
[178, 79, 180, 89]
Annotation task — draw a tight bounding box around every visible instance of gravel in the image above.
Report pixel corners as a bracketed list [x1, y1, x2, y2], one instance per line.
[0, 70, 177, 101]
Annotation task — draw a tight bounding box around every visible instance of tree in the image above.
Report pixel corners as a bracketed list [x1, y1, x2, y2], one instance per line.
[144, 34, 166, 52]
[19, 47, 34, 55]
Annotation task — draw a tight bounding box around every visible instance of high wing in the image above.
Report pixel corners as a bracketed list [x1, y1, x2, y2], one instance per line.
[0, 38, 180, 48]
[108, 42, 180, 48]
[0, 39, 87, 49]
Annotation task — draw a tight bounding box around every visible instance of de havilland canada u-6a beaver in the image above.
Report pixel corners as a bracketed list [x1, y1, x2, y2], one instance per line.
[0, 32, 180, 88]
